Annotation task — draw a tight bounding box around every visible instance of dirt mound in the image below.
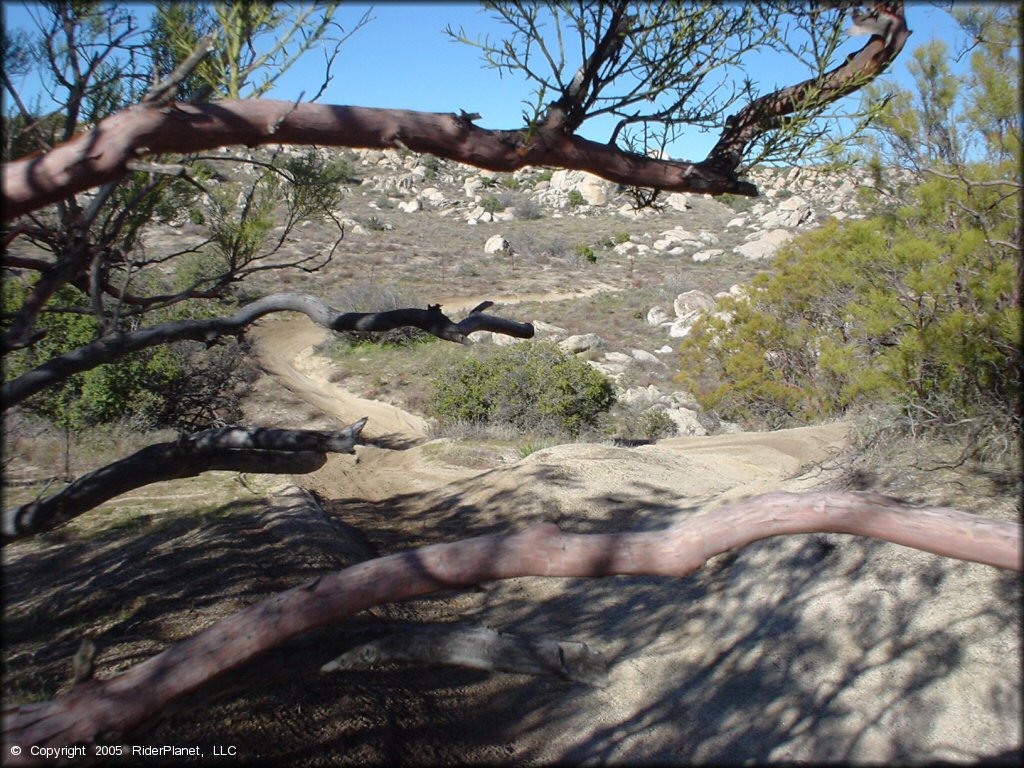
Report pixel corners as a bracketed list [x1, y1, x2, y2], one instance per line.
[237, 313, 1019, 764]
[5, 312, 1016, 766]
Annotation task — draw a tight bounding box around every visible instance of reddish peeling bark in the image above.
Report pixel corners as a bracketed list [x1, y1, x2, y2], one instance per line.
[3, 490, 1019, 762]
[1, 3, 911, 222]
[708, 2, 911, 168]
[1, 101, 749, 220]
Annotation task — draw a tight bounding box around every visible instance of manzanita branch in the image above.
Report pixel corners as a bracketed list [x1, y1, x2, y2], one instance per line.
[2, 490, 1019, 761]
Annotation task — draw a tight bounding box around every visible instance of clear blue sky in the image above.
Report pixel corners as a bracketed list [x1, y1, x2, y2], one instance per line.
[3, 2, 966, 160]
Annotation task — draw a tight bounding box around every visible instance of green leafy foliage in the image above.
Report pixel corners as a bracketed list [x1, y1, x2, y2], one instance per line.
[428, 342, 615, 436]
[574, 244, 597, 264]
[566, 189, 585, 207]
[637, 409, 677, 440]
[685, 9, 1021, 433]
[480, 194, 505, 213]
[677, 217, 1020, 429]
[2, 282, 246, 431]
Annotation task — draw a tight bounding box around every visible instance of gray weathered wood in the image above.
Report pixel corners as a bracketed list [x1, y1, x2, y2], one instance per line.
[320, 623, 609, 687]
[2, 419, 367, 543]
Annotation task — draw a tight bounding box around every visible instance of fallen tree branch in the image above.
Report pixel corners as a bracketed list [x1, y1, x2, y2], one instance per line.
[0, 294, 534, 409]
[320, 622, 609, 687]
[1, 419, 367, 543]
[3, 490, 1019, 759]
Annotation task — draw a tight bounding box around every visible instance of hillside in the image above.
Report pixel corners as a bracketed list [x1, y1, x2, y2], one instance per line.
[3, 150, 1020, 764]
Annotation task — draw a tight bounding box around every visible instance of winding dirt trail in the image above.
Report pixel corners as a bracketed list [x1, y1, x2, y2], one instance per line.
[247, 286, 617, 443]
[234, 294, 1016, 765]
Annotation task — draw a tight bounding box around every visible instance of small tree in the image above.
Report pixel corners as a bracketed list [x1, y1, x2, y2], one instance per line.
[678, 6, 1021, 436]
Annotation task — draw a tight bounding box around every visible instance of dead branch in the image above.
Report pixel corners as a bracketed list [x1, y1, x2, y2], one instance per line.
[320, 622, 609, 687]
[3, 490, 1019, 760]
[0, 293, 534, 410]
[1, 419, 367, 543]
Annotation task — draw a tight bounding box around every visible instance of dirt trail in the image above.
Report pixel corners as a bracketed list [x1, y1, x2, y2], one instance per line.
[249, 315, 428, 442]
[247, 286, 617, 443]
[249, 291, 852, 503]
[241, 297, 1018, 767]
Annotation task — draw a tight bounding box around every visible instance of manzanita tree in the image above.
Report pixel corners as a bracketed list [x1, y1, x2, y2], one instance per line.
[2, 1, 1019, 761]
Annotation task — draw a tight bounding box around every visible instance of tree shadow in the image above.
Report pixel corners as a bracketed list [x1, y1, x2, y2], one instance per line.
[3, 454, 1020, 765]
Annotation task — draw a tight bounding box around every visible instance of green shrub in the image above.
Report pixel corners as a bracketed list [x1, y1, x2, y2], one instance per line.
[574, 243, 597, 263]
[2, 282, 247, 431]
[717, 192, 755, 213]
[428, 342, 615, 436]
[480, 194, 505, 213]
[501, 175, 521, 190]
[637, 409, 677, 440]
[677, 216, 1020, 430]
[421, 154, 441, 179]
[566, 189, 585, 207]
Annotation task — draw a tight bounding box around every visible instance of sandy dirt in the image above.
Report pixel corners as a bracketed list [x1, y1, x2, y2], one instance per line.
[3, 308, 1017, 766]
[229, 312, 1020, 764]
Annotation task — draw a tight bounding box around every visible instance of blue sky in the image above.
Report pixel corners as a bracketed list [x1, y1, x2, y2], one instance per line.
[3, 2, 966, 160]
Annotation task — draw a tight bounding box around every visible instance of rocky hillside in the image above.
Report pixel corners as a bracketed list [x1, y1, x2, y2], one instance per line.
[144, 146, 888, 437]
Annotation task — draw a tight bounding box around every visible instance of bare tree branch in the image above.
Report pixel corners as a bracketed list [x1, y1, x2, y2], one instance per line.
[2, 490, 1019, 757]
[142, 33, 216, 105]
[1, 293, 534, 408]
[320, 622, 609, 687]
[1, 419, 367, 543]
[708, 1, 911, 170]
[1, 99, 748, 219]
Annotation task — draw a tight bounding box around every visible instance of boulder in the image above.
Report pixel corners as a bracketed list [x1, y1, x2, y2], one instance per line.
[646, 306, 672, 327]
[578, 174, 610, 205]
[631, 349, 667, 368]
[603, 351, 634, 366]
[734, 228, 795, 260]
[484, 234, 512, 254]
[532, 320, 569, 339]
[692, 248, 723, 262]
[619, 385, 665, 409]
[759, 194, 813, 229]
[397, 199, 421, 213]
[550, 169, 613, 205]
[587, 359, 628, 380]
[668, 314, 701, 339]
[673, 289, 715, 318]
[559, 334, 605, 354]
[664, 407, 707, 436]
[420, 187, 446, 205]
[493, 332, 525, 346]
[665, 192, 692, 211]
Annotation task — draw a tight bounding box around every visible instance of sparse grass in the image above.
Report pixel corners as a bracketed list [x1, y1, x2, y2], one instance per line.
[10, 472, 276, 546]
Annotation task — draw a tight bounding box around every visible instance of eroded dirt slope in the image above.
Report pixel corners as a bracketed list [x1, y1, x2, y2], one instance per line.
[229, 312, 1020, 764]
[4, 309, 1017, 766]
